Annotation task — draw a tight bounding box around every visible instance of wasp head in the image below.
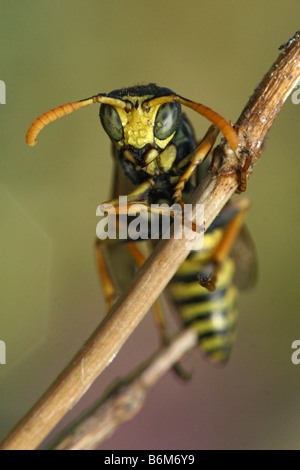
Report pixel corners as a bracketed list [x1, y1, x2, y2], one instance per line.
[99, 84, 182, 173]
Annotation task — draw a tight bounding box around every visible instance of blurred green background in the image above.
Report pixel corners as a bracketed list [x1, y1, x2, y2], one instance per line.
[0, 0, 299, 450]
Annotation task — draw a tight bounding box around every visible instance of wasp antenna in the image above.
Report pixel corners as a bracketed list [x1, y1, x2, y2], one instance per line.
[143, 94, 239, 151]
[25, 94, 128, 147]
[25, 97, 96, 147]
[177, 96, 239, 151]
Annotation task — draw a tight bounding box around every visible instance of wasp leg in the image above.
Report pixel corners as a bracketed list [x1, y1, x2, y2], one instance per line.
[221, 149, 253, 193]
[101, 177, 155, 208]
[102, 167, 201, 233]
[198, 198, 250, 291]
[126, 242, 193, 381]
[236, 149, 252, 193]
[173, 125, 219, 203]
[102, 199, 201, 234]
[100, 175, 177, 229]
[95, 239, 120, 312]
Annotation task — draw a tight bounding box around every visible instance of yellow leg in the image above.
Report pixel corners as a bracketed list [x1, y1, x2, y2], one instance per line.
[173, 125, 219, 203]
[101, 200, 201, 235]
[101, 177, 155, 208]
[221, 149, 253, 193]
[236, 149, 252, 193]
[198, 198, 250, 291]
[95, 239, 119, 312]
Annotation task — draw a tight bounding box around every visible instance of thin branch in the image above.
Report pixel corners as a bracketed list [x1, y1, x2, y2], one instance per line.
[52, 328, 198, 450]
[0, 31, 299, 451]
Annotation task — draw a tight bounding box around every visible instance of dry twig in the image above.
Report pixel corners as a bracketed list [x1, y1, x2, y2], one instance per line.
[52, 328, 198, 450]
[0, 31, 299, 451]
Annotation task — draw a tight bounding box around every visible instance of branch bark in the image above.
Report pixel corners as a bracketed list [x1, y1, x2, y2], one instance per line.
[0, 31, 299, 451]
[52, 328, 198, 450]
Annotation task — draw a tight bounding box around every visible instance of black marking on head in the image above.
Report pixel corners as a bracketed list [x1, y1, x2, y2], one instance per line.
[107, 83, 175, 100]
[119, 152, 150, 185]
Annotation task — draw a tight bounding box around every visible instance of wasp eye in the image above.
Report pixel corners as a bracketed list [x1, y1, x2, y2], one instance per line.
[100, 104, 124, 142]
[154, 102, 181, 140]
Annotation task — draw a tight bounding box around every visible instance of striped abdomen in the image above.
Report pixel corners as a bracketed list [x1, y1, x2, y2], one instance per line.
[168, 229, 238, 364]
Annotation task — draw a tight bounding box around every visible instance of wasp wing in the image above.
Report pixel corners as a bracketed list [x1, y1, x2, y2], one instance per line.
[230, 224, 257, 291]
[99, 145, 147, 295]
[205, 199, 258, 292]
[110, 144, 136, 198]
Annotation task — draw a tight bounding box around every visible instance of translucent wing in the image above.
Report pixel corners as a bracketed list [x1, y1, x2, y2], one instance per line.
[110, 144, 136, 198]
[231, 224, 257, 291]
[205, 199, 258, 292]
[99, 145, 146, 294]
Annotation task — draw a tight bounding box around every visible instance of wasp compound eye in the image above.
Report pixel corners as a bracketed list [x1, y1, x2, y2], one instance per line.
[154, 102, 181, 140]
[100, 104, 124, 142]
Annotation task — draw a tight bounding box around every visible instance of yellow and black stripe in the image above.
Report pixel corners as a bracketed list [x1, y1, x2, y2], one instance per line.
[168, 229, 238, 364]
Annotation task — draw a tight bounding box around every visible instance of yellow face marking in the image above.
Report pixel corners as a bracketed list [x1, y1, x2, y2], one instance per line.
[123, 149, 135, 163]
[145, 160, 158, 175]
[158, 144, 177, 172]
[115, 95, 176, 150]
[144, 148, 159, 165]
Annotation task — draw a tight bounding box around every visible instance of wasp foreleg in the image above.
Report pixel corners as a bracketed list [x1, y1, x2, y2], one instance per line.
[198, 198, 250, 291]
[236, 149, 253, 193]
[173, 125, 219, 203]
[95, 239, 120, 312]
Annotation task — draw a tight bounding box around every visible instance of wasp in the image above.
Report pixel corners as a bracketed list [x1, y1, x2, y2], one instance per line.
[26, 83, 256, 367]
